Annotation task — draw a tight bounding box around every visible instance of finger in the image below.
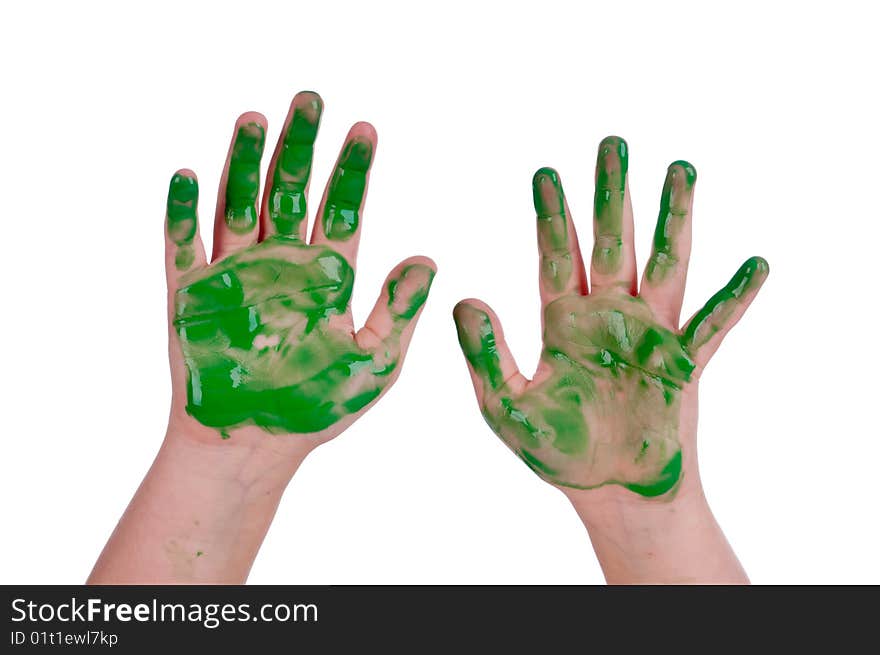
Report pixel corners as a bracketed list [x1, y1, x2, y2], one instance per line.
[640, 161, 697, 327]
[453, 300, 527, 400]
[310, 121, 377, 268]
[212, 113, 267, 261]
[356, 256, 437, 368]
[590, 136, 637, 294]
[165, 169, 207, 290]
[682, 256, 769, 367]
[533, 167, 587, 306]
[261, 91, 323, 240]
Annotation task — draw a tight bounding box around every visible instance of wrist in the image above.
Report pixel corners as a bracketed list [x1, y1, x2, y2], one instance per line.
[88, 425, 312, 583]
[563, 474, 748, 584]
[161, 422, 312, 498]
[563, 467, 709, 535]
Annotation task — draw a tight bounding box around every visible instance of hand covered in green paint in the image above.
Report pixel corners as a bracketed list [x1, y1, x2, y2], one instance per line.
[165, 92, 435, 447]
[454, 137, 768, 498]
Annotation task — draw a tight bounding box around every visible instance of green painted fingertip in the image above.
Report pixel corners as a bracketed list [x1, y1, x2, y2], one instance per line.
[388, 264, 435, 321]
[532, 166, 563, 216]
[669, 159, 697, 186]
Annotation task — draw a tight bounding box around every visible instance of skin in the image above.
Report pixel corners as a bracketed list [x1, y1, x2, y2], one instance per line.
[89, 91, 436, 583]
[454, 136, 768, 582]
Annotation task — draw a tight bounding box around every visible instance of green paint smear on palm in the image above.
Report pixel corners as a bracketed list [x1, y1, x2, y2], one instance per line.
[174, 237, 433, 434]
[167, 174, 198, 270]
[592, 136, 628, 274]
[645, 161, 696, 282]
[455, 298, 697, 498]
[269, 94, 323, 236]
[322, 136, 372, 240]
[225, 122, 266, 234]
[455, 252, 766, 497]
[456, 296, 693, 496]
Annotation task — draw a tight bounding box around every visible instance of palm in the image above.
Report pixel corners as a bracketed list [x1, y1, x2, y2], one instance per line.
[484, 291, 693, 496]
[175, 237, 400, 434]
[455, 137, 767, 498]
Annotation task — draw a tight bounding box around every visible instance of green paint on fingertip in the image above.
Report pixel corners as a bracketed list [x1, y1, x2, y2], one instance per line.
[322, 136, 373, 241]
[533, 167, 572, 292]
[592, 136, 628, 274]
[167, 173, 198, 271]
[225, 122, 266, 234]
[533, 167, 565, 219]
[683, 256, 769, 349]
[270, 94, 323, 236]
[672, 160, 696, 184]
[454, 304, 505, 391]
[388, 264, 435, 321]
[645, 160, 697, 282]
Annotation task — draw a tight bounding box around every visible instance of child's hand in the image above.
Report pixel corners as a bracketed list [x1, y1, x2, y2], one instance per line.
[166, 91, 435, 455]
[454, 137, 767, 498]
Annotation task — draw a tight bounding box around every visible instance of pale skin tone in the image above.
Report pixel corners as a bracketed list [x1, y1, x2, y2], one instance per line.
[90, 99, 763, 585]
[89, 92, 436, 583]
[454, 137, 768, 584]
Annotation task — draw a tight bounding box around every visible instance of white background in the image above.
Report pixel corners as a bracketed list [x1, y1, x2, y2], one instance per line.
[1, 1, 878, 584]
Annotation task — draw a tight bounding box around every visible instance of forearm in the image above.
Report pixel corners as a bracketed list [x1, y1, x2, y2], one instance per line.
[565, 481, 748, 585]
[88, 430, 309, 584]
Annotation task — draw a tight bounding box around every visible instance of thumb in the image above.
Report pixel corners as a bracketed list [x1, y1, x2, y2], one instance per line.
[452, 299, 526, 398]
[356, 256, 436, 364]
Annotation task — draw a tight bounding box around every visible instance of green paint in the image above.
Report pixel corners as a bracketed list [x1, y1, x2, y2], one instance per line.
[592, 136, 628, 274]
[175, 237, 433, 434]
[388, 264, 434, 321]
[455, 294, 694, 497]
[322, 136, 373, 241]
[196, 551, 203, 557]
[166, 173, 198, 270]
[623, 450, 682, 497]
[269, 94, 323, 236]
[453, 304, 505, 391]
[225, 122, 266, 234]
[533, 167, 572, 292]
[455, 144, 768, 499]
[645, 161, 696, 282]
[683, 256, 769, 349]
[520, 449, 560, 477]
[635, 439, 650, 463]
[219, 429, 230, 440]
